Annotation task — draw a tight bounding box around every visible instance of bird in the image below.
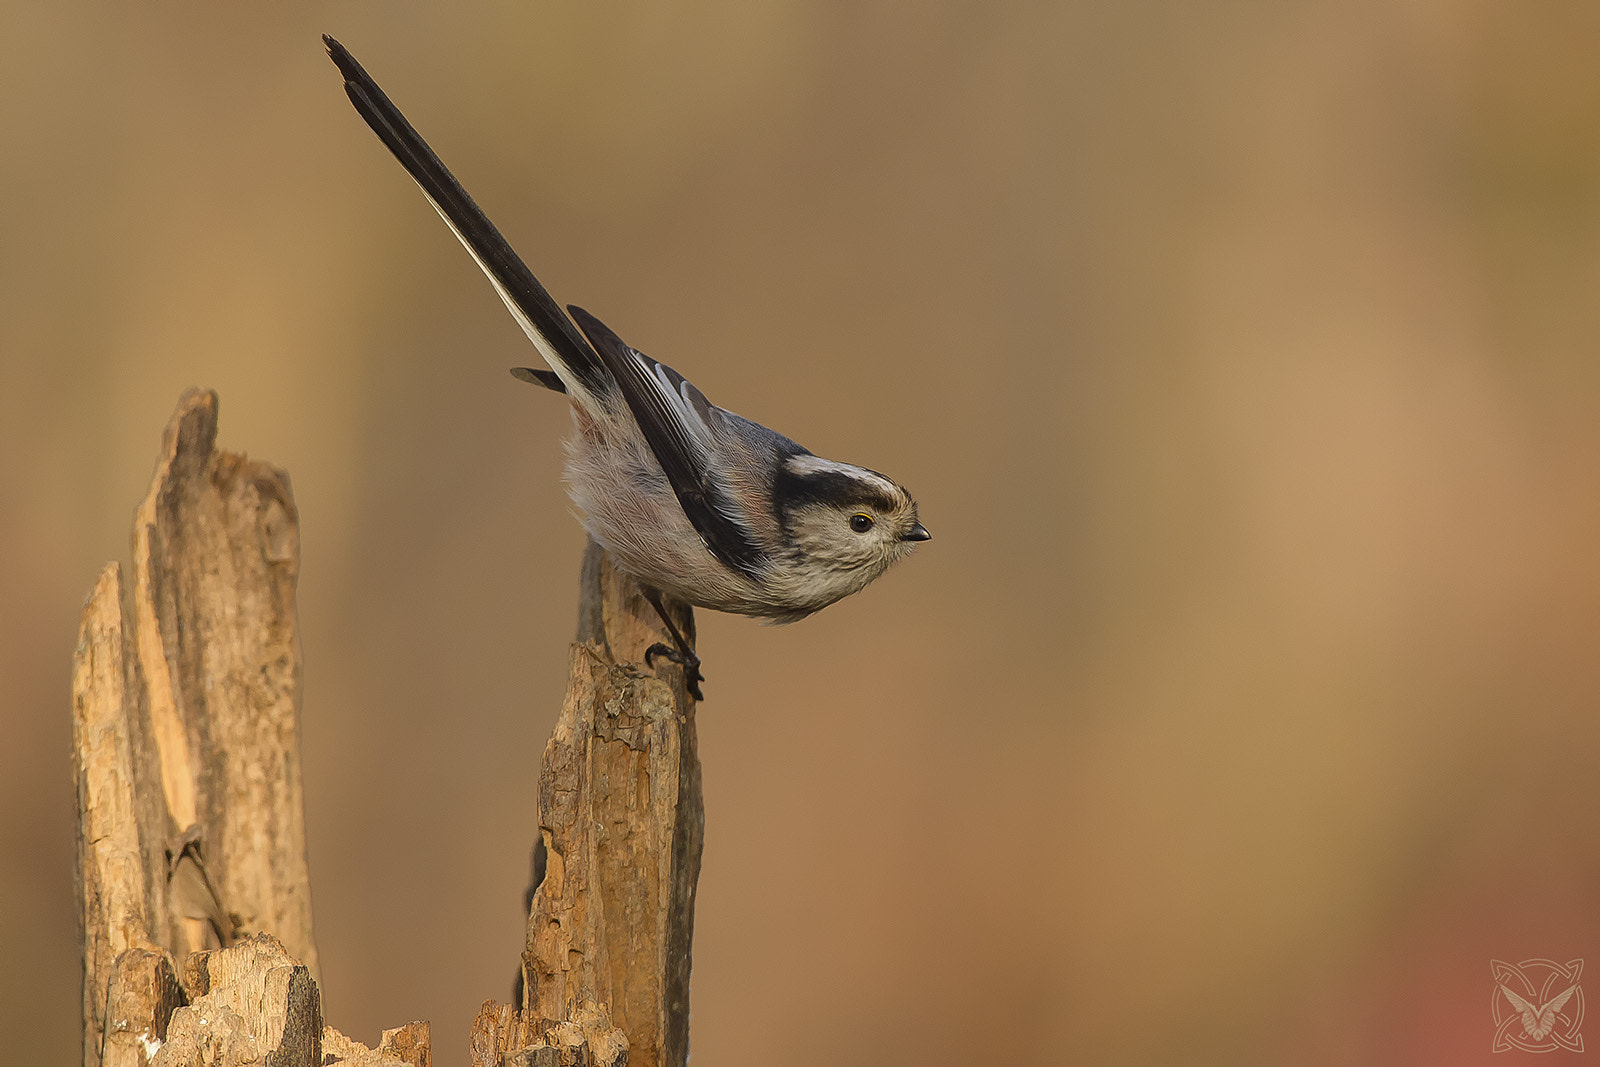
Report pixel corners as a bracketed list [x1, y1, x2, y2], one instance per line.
[323, 36, 929, 700]
[1500, 983, 1580, 1042]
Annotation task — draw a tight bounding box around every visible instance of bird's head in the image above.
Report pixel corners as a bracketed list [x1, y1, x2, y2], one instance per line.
[774, 454, 929, 577]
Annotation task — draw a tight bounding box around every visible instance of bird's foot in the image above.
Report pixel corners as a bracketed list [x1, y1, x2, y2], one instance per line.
[645, 643, 705, 701]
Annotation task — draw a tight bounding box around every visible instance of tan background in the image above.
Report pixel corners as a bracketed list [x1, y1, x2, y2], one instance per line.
[5, 3, 1600, 1064]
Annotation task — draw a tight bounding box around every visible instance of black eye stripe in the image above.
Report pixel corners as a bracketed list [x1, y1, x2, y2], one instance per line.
[774, 465, 900, 513]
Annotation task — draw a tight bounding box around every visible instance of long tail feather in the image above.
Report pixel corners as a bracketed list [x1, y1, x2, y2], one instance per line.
[323, 35, 609, 398]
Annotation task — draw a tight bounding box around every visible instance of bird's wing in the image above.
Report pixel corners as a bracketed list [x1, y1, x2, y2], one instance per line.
[567, 305, 768, 579]
[699, 407, 805, 550]
[323, 36, 610, 402]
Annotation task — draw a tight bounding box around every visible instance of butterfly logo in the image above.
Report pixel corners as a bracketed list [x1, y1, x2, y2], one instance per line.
[1492, 959, 1584, 1053]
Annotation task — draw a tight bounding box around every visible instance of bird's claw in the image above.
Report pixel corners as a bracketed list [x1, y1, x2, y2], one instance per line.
[645, 643, 705, 700]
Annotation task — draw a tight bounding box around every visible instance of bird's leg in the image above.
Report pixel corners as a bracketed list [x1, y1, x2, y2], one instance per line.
[641, 587, 704, 701]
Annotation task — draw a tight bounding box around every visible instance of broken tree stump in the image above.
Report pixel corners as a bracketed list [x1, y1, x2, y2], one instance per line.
[72, 390, 424, 1067]
[471, 542, 704, 1067]
[74, 390, 708, 1067]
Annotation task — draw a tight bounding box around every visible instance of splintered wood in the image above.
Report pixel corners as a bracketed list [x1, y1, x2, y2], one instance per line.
[468, 542, 704, 1067]
[72, 390, 423, 1067]
[74, 391, 705, 1067]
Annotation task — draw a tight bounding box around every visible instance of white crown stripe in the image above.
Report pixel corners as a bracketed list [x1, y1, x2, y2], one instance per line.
[784, 454, 899, 496]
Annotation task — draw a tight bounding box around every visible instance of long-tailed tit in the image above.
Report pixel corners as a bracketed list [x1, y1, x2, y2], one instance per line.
[325, 37, 929, 698]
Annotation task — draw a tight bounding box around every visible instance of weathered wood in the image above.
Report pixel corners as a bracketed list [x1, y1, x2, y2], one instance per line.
[129, 389, 315, 965]
[76, 391, 705, 1067]
[75, 562, 157, 1065]
[470, 541, 704, 1067]
[148, 935, 428, 1067]
[468, 998, 628, 1067]
[322, 1023, 433, 1067]
[159, 934, 322, 1067]
[534, 543, 702, 1067]
[73, 391, 427, 1067]
[102, 948, 184, 1067]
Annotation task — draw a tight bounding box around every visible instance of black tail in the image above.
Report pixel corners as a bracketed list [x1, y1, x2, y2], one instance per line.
[323, 35, 609, 397]
[510, 366, 566, 393]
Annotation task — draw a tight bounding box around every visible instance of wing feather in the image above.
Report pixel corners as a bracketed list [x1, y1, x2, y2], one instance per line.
[567, 305, 767, 578]
[511, 367, 567, 393]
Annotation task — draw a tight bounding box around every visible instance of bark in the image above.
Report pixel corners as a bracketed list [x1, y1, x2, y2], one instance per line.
[73, 391, 422, 1067]
[469, 542, 705, 1067]
[525, 542, 703, 1067]
[75, 391, 706, 1067]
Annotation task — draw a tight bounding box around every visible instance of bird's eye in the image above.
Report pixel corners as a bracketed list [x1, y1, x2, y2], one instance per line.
[849, 513, 875, 533]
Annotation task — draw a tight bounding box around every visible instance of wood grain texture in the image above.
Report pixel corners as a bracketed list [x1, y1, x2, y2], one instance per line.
[74, 562, 157, 1065]
[162, 934, 322, 1067]
[469, 541, 704, 1067]
[75, 392, 705, 1067]
[129, 389, 314, 966]
[531, 542, 703, 1067]
[74, 391, 425, 1067]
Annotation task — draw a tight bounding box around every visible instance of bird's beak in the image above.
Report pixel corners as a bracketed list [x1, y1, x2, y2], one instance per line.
[902, 522, 931, 542]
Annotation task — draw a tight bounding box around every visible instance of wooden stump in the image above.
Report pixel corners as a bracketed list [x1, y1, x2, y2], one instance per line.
[74, 391, 706, 1067]
[467, 543, 704, 1067]
[72, 390, 423, 1067]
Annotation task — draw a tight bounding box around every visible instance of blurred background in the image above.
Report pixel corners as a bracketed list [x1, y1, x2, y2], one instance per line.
[4, 2, 1599, 1064]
